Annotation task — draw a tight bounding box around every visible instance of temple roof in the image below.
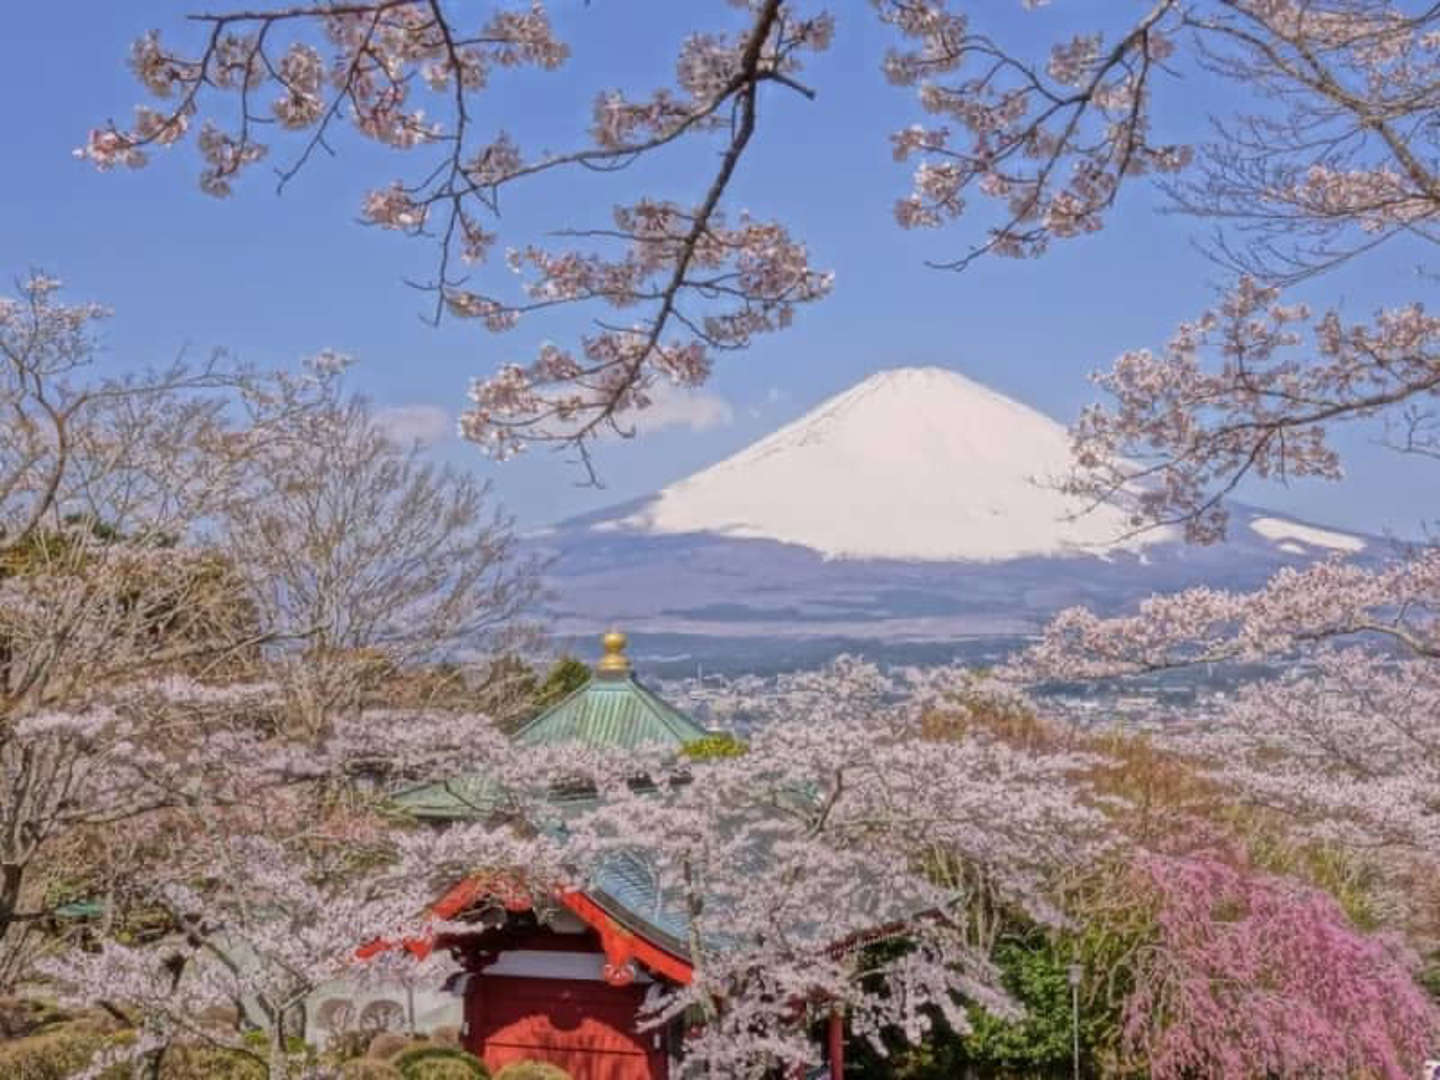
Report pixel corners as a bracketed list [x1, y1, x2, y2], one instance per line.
[395, 631, 708, 820]
[398, 632, 711, 974]
[512, 675, 707, 753]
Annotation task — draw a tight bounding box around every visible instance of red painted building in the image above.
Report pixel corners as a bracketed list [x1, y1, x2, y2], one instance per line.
[392, 632, 843, 1079]
[424, 879, 689, 1078]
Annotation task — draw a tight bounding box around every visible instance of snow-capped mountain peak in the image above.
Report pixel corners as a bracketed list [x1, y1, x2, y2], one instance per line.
[612, 366, 1171, 561]
[537, 367, 1370, 650]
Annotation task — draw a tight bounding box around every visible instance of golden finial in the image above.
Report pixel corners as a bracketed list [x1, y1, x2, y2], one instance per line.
[595, 629, 631, 676]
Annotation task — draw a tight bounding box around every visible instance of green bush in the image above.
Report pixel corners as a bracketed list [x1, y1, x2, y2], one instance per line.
[393, 1045, 490, 1080]
[406, 1063, 487, 1080]
[158, 1045, 266, 1079]
[537, 656, 590, 708]
[367, 1032, 414, 1059]
[342, 1061, 405, 1080]
[0, 1023, 107, 1080]
[0, 1023, 280, 1080]
[0, 997, 73, 1040]
[682, 733, 748, 760]
[493, 1062, 572, 1080]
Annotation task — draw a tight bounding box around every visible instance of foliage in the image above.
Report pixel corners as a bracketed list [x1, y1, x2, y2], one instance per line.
[1243, 831, 1385, 933]
[342, 1061, 404, 1080]
[158, 1044, 268, 1079]
[0, 1021, 109, 1080]
[392, 1045, 489, 1080]
[367, 1032, 415, 1061]
[475, 655, 541, 736]
[478, 653, 590, 736]
[0, 996, 74, 1039]
[845, 902, 1138, 1079]
[960, 934, 1093, 1069]
[846, 928, 1103, 1078]
[535, 656, 590, 710]
[402, 1061, 488, 1080]
[681, 732, 749, 760]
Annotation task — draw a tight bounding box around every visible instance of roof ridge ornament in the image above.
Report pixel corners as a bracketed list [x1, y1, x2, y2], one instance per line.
[595, 629, 631, 676]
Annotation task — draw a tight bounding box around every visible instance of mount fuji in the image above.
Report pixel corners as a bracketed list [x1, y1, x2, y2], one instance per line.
[530, 367, 1372, 667]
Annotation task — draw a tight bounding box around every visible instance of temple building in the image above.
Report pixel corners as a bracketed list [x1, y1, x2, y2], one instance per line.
[311, 632, 844, 1079]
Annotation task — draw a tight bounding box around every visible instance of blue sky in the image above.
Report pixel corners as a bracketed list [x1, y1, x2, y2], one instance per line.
[2, 2, 1431, 537]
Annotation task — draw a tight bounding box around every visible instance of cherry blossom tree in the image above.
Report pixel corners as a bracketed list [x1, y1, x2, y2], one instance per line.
[0, 319, 1100, 1077]
[1110, 848, 1435, 1079]
[0, 273, 328, 986]
[1001, 273, 1440, 898]
[85, 2, 1440, 473]
[521, 661, 1108, 1076]
[876, 1, 1440, 277]
[81, 1, 834, 475]
[0, 274, 542, 1002]
[888, 2, 1440, 1032]
[26, 658, 1113, 1080]
[42, 659, 1102, 1076]
[76, 0, 1440, 1070]
[40, 758, 463, 1079]
[217, 374, 545, 729]
[999, 271, 1440, 1061]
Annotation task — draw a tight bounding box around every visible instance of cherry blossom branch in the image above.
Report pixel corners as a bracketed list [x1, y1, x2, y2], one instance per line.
[1061, 277, 1440, 543]
[878, 0, 1190, 266]
[83, 2, 834, 476]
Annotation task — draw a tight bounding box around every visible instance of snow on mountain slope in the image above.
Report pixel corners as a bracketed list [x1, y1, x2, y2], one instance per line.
[535, 367, 1373, 651]
[613, 366, 1175, 561]
[1247, 516, 1367, 553]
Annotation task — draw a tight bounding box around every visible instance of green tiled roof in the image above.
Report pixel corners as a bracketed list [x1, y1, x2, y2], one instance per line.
[392, 774, 504, 820]
[393, 636, 727, 962]
[512, 672, 708, 750]
[393, 641, 708, 821]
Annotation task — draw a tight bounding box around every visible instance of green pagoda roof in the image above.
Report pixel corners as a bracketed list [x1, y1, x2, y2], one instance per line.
[395, 631, 708, 820]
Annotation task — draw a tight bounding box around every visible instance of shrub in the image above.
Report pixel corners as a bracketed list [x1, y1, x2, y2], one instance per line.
[0, 1023, 106, 1080]
[681, 733, 748, 760]
[342, 1061, 405, 1080]
[493, 1062, 572, 1080]
[328, 1029, 375, 1060]
[393, 1045, 489, 1080]
[0, 998, 72, 1040]
[158, 1045, 266, 1079]
[367, 1032, 414, 1060]
[405, 1062, 487, 1080]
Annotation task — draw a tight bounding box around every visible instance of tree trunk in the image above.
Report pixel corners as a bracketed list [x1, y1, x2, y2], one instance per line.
[0, 862, 26, 979]
[268, 1025, 288, 1080]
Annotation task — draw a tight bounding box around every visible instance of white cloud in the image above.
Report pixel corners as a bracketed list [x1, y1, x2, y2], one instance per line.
[631, 383, 734, 435]
[375, 403, 453, 445]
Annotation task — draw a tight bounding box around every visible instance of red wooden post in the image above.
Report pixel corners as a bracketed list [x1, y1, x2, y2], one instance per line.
[828, 1007, 844, 1079]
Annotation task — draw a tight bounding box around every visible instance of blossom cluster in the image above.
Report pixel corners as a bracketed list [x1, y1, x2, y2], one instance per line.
[1061, 276, 1440, 543]
[83, 1, 840, 470]
[459, 203, 831, 459]
[876, 0, 1190, 264]
[1119, 851, 1436, 1078]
